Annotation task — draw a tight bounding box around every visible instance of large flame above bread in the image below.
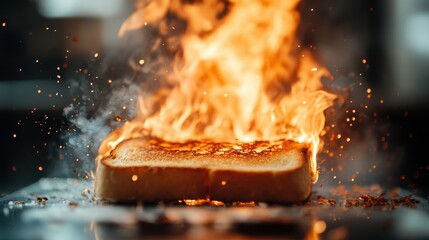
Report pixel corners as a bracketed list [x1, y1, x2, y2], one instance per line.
[98, 0, 337, 183]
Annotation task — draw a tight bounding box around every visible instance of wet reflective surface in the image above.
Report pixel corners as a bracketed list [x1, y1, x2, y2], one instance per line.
[1, 178, 428, 240]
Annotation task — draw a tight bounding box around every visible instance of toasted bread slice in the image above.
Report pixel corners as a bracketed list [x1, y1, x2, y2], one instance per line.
[95, 137, 312, 203]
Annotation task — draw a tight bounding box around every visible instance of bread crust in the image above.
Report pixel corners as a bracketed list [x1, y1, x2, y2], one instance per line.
[95, 137, 312, 203]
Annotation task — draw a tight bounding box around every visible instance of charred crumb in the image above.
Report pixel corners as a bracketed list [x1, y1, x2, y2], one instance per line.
[391, 195, 420, 208]
[316, 196, 337, 206]
[344, 195, 388, 208]
[81, 188, 93, 199]
[303, 195, 337, 206]
[35, 196, 49, 205]
[344, 194, 419, 209]
[68, 202, 79, 207]
[328, 185, 420, 209]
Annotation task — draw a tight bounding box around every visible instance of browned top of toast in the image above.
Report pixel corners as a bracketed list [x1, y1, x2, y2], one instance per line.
[102, 137, 310, 171]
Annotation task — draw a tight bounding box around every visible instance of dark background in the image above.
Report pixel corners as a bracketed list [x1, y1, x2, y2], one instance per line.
[0, 0, 428, 197]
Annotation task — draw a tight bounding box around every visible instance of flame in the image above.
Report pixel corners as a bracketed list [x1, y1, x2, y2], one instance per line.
[98, 0, 337, 182]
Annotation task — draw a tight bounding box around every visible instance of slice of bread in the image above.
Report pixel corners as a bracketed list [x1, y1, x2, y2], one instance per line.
[95, 137, 312, 203]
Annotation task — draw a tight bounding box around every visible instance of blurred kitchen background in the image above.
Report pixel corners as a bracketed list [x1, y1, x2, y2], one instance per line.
[0, 0, 428, 196]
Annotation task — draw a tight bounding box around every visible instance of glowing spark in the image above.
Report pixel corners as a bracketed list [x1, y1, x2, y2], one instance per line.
[132, 174, 138, 181]
[314, 220, 327, 234]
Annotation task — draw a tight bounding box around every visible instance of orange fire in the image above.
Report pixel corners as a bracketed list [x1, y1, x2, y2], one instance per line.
[98, 0, 337, 182]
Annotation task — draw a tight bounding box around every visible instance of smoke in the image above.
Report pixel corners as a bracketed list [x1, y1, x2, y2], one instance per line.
[52, 0, 397, 189]
[317, 72, 398, 188]
[52, 76, 141, 178]
[48, 5, 182, 178]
